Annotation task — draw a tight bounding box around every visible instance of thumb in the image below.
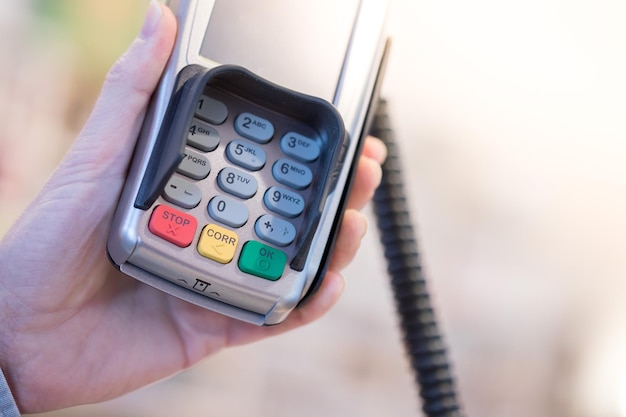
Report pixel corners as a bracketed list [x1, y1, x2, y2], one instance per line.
[50, 1, 177, 195]
[0, 2, 178, 291]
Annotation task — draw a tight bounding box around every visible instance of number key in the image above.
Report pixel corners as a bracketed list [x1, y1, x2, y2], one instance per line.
[217, 167, 258, 199]
[208, 195, 249, 228]
[280, 132, 320, 162]
[235, 112, 274, 143]
[226, 139, 266, 171]
[195, 95, 228, 125]
[187, 118, 220, 151]
[264, 186, 304, 218]
[178, 148, 211, 180]
[272, 158, 313, 190]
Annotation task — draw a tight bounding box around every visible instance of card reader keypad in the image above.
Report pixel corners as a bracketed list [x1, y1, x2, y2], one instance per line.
[148, 91, 322, 283]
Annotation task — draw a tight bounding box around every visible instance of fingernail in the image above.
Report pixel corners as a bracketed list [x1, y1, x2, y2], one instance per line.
[140, 0, 162, 39]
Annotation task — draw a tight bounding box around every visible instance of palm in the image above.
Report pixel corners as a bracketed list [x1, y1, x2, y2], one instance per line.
[1, 140, 375, 411]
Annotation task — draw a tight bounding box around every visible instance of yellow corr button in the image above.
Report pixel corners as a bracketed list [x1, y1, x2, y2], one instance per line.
[197, 224, 239, 264]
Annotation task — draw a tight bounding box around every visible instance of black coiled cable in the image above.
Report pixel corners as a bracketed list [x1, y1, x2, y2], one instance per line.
[370, 99, 464, 417]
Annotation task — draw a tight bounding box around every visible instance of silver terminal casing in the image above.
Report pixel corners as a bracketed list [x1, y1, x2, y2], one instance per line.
[107, 0, 389, 325]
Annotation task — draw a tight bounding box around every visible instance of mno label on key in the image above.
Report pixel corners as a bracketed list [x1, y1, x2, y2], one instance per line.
[272, 158, 313, 190]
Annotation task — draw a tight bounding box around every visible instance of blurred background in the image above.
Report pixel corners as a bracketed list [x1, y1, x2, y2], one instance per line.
[1, 0, 626, 416]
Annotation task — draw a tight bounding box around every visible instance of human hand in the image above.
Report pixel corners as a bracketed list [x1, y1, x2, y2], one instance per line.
[0, 2, 386, 413]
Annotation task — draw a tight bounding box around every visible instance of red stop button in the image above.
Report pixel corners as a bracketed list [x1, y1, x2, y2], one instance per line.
[148, 205, 198, 247]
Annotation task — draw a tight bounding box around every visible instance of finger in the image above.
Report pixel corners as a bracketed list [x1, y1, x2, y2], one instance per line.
[223, 271, 346, 346]
[276, 270, 346, 327]
[232, 186, 371, 344]
[260, 141, 382, 332]
[346, 155, 383, 210]
[328, 209, 368, 272]
[361, 135, 388, 165]
[56, 2, 177, 183]
[178, 211, 367, 351]
[345, 136, 386, 211]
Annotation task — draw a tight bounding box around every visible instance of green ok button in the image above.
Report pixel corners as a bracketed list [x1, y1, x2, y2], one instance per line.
[238, 241, 287, 281]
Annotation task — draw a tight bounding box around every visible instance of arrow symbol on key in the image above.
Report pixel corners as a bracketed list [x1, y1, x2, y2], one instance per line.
[212, 243, 225, 254]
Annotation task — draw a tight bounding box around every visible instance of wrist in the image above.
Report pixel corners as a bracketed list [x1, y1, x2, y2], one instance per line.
[0, 363, 21, 416]
[0, 286, 17, 409]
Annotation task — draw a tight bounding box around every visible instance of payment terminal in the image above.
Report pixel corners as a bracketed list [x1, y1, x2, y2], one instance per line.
[107, 0, 390, 325]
